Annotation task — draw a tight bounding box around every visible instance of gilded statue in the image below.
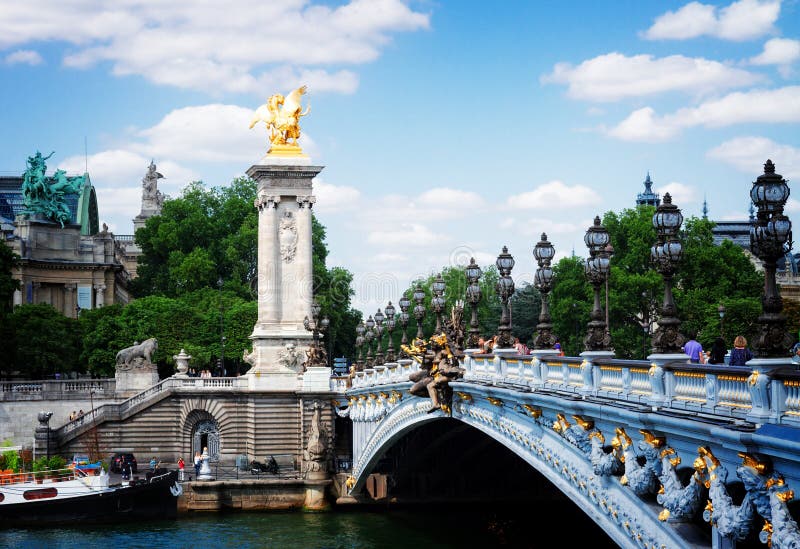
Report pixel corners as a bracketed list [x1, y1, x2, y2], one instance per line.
[249, 85, 310, 154]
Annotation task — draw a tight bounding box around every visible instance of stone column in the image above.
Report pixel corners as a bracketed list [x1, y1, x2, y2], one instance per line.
[12, 289, 22, 307]
[32, 282, 41, 304]
[255, 194, 281, 326]
[94, 284, 106, 308]
[295, 195, 316, 324]
[64, 283, 76, 317]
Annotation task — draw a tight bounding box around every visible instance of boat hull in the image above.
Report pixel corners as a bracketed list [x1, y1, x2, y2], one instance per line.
[0, 471, 180, 527]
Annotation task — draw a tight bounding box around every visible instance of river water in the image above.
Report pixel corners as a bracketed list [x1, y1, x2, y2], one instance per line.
[0, 503, 617, 548]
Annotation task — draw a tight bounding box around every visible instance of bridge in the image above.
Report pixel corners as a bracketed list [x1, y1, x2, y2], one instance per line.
[336, 350, 800, 549]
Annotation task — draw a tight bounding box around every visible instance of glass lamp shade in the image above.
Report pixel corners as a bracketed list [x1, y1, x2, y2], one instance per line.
[432, 295, 445, 311]
[497, 275, 515, 296]
[750, 160, 790, 212]
[384, 301, 396, 319]
[496, 246, 515, 273]
[365, 315, 375, 330]
[465, 258, 482, 281]
[653, 193, 684, 237]
[534, 266, 553, 287]
[432, 274, 446, 295]
[414, 304, 425, 317]
[651, 242, 663, 261]
[374, 309, 385, 325]
[399, 294, 411, 312]
[768, 216, 792, 241]
[356, 322, 365, 336]
[466, 281, 482, 303]
[399, 311, 410, 325]
[355, 335, 364, 347]
[413, 284, 425, 304]
[718, 304, 726, 318]
[321, 317, 330, 330]
[311, 300, 321, 319]
[664, 240, 683, 262]
[365, 329, 374, 342]
[386, 317, 396, 330]
[533, 233, 555, 264]
[584, 217, 610, 252]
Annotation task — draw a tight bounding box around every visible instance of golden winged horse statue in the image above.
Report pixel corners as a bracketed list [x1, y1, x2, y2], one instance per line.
[249, 85, 311, 154]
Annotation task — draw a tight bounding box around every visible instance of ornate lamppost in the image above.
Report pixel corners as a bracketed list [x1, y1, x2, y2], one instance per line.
[431, 273, 446, 334]
[364, 315, 375, 367]
[533, 233, 557, 350]
[398, 293, 411, 356]
[495, 246, 516, 348]
[718, 304, 726, 341]
[384, 301, 396, 362]
[374, 308, 385, 365]
[413, 283, 426, 340]
[465, 258, 483, 348]
[355, 322, 365, 371]
[303, 298, 330, 367]
[749, 160, 793, 357]
[583, 217, 612, 351]
[650, 193, 685, 354]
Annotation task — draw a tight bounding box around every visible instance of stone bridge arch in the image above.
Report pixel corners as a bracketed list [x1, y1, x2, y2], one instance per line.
[346, 392, 704, 549]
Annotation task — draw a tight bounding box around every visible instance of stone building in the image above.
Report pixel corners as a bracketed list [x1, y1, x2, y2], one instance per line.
[0, 163, 130, 317]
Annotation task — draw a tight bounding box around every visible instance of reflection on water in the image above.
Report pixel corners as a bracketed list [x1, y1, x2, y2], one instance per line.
[0, 503, 617, 549]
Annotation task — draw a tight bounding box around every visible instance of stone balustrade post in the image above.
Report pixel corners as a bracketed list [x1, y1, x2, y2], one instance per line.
[746, 359, 789, 424]
[646, 353, 685, 409]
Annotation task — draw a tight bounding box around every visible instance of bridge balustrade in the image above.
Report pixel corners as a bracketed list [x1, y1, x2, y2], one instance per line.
[341, 351, 800, 427]
[1, 379, 115, 401]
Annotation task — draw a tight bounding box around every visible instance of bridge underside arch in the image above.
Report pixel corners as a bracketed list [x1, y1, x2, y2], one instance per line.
[364, 416, 616, 546]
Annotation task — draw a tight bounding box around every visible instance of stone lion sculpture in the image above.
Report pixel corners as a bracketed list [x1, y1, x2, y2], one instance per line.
[116, 338, 158, 369]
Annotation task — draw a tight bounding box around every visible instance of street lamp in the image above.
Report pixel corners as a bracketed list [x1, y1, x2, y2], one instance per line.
[718, 304, 726, 340]
[749, 159, 793, 357]
[355, 322, 366, 371]
[413, 283, 426, 340]
[431, 273, 446, 334]
[217, 276, 226, 375]
[533, 233, 557, 350]
[398, 293, 411, 355]
[384, 301, 396, 362]
[374, 308, 385, 365]
[465, 258, 483, 348]
[495, 246, 516, 348]
[303, 298, 329, 367]
[365, 315, 375, 367]
[651, 193, 685, 354]
[583, 217, 612, 351]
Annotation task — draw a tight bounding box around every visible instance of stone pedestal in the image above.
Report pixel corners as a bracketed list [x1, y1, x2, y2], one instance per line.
[302, 366, 333, 392]
[115, 366, 159, 397]
[244, 157, 324, 391]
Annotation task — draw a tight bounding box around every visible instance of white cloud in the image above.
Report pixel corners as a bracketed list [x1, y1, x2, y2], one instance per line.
[506, 180, 602, 209]
[541, 53, 759, 102]
[4, 49, 42, 65]
[0, 1, 429, 95]
[749, 37, 800, 66]
[608, 86, 800, 142]
[312, 179, 362, 213]
[59, 150, 198, 191]
[366, 223, 445, 247]
[707, 137, 800, 180]
[642, 0, 780, 41]
[656, 182, 698, 206]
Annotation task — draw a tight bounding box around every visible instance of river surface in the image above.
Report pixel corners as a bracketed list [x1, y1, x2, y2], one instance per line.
[1, 503, 617, 548]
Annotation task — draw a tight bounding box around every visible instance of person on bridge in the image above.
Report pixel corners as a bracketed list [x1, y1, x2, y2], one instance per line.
[707, 337, 727, 365]
[729, 336, 754, 366]
[177, 456, 185, 482]
[683, 332, 704, 364]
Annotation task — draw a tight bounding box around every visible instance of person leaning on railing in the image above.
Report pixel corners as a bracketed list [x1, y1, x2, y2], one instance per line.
[729, 336, 754, 366]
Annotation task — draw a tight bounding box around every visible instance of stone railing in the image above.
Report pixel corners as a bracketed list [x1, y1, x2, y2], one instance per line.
[0, 379, 116, 401]
[343, 350, 800, 427]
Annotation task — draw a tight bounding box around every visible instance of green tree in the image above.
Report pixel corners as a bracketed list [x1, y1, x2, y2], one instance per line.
[511, 283, 541, 347]
[0, 241, 20, 376]
[11, 304, 81, 378]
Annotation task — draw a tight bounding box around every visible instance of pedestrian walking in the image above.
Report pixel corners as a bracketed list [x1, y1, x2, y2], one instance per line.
[177, 456, 185, 482]
[194, 451, 201, 479]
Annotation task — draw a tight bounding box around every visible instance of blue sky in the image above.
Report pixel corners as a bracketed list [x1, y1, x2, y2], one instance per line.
[1, 0, 799, 316]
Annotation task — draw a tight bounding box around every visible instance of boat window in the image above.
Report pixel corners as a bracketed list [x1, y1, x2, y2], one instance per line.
[23, 488, 58, 500]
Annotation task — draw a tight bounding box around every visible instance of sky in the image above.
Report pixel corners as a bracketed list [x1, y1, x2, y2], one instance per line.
[1, 0, 799, 317]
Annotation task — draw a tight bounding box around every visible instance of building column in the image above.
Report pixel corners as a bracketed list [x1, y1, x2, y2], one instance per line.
[94, 284, 106, 308]
[256, 194, 280, 325]
[64, 284, 76, 318]
[32, 282, 41, 304]
[296, 195, 316, 322]
[12, 289, 22, 307]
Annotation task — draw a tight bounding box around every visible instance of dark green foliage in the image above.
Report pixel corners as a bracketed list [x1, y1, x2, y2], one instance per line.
[10, 304, 82, 378]
[510, 283, 541, 347]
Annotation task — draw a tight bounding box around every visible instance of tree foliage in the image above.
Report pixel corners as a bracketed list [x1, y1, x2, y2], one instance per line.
[10, 304, 82, 378]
